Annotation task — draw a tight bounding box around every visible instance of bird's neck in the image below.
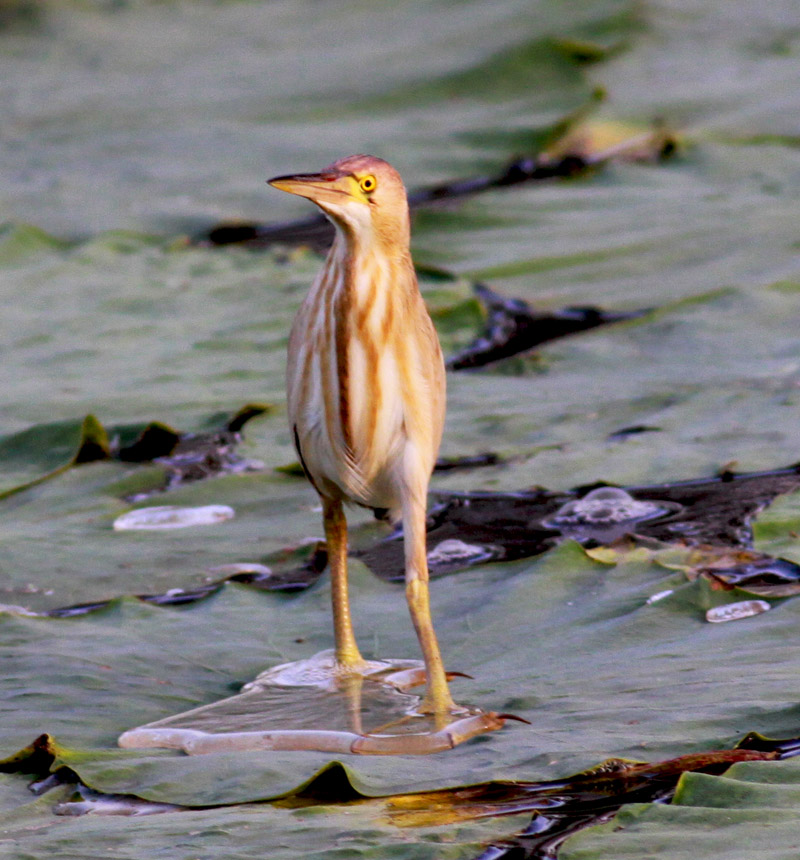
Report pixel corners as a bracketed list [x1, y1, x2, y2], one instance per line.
[326, 223, 416, 312]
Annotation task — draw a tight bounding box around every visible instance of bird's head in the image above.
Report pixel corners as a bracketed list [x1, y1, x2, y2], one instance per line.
[268, 154, 410, 248]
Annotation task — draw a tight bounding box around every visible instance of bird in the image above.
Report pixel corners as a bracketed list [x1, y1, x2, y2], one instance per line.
[268, 155, 457, 715]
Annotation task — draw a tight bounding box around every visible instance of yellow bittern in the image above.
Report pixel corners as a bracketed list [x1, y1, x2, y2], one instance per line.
[269, 155, 457, 715]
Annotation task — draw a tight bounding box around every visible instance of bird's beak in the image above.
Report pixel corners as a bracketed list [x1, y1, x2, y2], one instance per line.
[268, 168, 357, 205]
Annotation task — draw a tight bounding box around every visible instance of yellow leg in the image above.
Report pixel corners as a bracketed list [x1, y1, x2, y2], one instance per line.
[403, 492, 457, 715]
[322, 496, 364, 669]
[338, 671, 365, 736]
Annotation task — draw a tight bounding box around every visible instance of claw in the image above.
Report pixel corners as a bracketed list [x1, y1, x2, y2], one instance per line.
[494, 712, 532, 725]
[382, 667, 473, 691]
[351, 711, 507, 754]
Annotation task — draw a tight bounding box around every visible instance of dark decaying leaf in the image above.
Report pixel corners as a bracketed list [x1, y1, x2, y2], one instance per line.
[46, 543, 329, 618]
[116, 422, 181, 461]
[434, 451, 506, 472]
[586, 540, 800, 600]
[606, 424, 662, 442]
[446, 283, 651, 370]
[115, 403, 270, 495]
[457, 733, 799, 860]
[703, 555, 800, 597]
[359, 464, 800, 581]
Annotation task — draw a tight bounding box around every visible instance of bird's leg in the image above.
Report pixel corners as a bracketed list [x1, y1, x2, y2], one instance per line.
[338, 672, 365, 736]
[322, 496, 364, 670]
[403, 489, 457, 715]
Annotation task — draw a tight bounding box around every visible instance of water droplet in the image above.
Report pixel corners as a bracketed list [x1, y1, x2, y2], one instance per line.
[542, 487, 680, 542]
[706, 600, 770, 623]
[426, 538, 495, 568]
[54, 786, 180, 816]
[0, 603, 40, 617]
[210, 563, 273, 577]
[113, 504, 234, 531]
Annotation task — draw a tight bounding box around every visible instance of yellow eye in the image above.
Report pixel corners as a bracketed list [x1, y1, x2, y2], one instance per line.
[359, 174, 377, 194]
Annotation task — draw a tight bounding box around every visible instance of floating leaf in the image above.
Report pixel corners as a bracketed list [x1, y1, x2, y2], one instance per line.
[0, 406, 267, 502]
[0, 414, 109, 500]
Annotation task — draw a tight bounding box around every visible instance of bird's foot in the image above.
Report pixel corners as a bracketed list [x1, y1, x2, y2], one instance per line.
[414, 696, 472, 718]
[246, 649, 411, 691]
[380, 666, 472, 715]
[350, 710, 512, 753]
[331, 656, 398, 679]
[381, 665, 470, 691]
